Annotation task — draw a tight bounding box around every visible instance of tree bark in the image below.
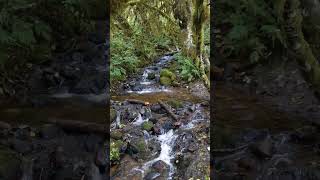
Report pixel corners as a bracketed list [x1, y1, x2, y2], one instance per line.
[283, 0, 320, 91]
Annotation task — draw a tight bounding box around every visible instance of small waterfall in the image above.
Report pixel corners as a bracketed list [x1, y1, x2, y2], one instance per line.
[141, 129, 177, 179]
[133, 113, 148, 125]
[115, 111, 121, 128]
[182, 104, 205, 129]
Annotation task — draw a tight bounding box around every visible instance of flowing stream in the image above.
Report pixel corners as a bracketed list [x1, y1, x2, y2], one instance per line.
[111, 54, 210, 179]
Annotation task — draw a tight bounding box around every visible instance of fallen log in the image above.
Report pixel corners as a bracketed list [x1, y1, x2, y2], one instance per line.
[158, 100, 179, 121]
[48, 118, 108, 135]
[126, 99, 150, 106]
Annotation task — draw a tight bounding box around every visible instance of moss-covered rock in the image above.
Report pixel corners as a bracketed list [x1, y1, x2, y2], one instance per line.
[136, 139, 147, 153]
[160, 69, 176, 80]
[111, 129, 123, 140]
[167, 100, 183, 109]
[160, 77, 172, 86]
[110, 140, 125, 162]
[0, 147, 21, 180]
[110, 108, 117, 122]
[142, 121, 154, 131]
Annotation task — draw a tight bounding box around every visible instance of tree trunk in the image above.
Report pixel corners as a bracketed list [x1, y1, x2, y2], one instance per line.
[283, 0, 320, 91]
[192, 0, 210, 88]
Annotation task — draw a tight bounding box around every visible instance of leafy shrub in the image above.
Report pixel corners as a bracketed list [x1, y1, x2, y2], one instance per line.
[110, 140, 121, 162]
[174, 52, 200, 82]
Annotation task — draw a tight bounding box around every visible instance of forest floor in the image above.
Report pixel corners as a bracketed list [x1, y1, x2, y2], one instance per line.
[213, 59, 320, 179]
[110, 54, 210, 179]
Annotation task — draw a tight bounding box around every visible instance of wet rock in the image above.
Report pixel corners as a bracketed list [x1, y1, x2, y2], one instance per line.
[111, 129, 123, 140]
[110, 155, 143, 179]
[127, 137, 148, 159]
[147, 72, 156, 80]
[142, 121, 154, 131]
[144, 172, 161, 180]
[174, 132, 196, 153]
[151, 104, 162, 113]
[40, 124, 62, 139]
[250, 136, 273, 158]
[153, 124, 162, 135]
[14, 125, 31, 140]
[11, 139, 32, 154]
[273, 157, 292, 169]
[152, 160, 168, 173]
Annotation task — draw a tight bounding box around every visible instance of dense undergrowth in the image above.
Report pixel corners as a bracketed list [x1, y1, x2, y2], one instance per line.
[110, 29, 174, 82]
[215, 0, 288, 64]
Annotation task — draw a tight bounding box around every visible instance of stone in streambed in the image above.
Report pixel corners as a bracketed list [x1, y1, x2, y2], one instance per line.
[250, 136, 273, 158]
[111, 129, 123, 140]
[110, 108, 117, 122]
[167, 100, 183, 109]
[147, 72, 156, 80]
[142, 121, 154, 131]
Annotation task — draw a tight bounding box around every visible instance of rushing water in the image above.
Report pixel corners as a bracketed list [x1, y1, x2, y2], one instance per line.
[126, 55, 174, 94]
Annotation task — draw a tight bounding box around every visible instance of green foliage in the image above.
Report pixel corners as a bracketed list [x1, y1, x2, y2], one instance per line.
[110, 0, 182, 83]
[142, 121, 154, 131]
[174, 52, 200, 82]
[217, 0, 288, 63]
[110, 32, 140, 81]
[110, 140, 122, 162]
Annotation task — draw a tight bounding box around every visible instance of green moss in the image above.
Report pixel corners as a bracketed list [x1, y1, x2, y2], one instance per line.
[111, 130, 123, 140]
[160, 76, 172, 86]
[136, 140, 147, 153]
[167, 100, 183, 109]
[110, 140, 124, 162]
[160, 69, 176, 80]
[142, 121, 154, 131]
[110, 108, 117, 122]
